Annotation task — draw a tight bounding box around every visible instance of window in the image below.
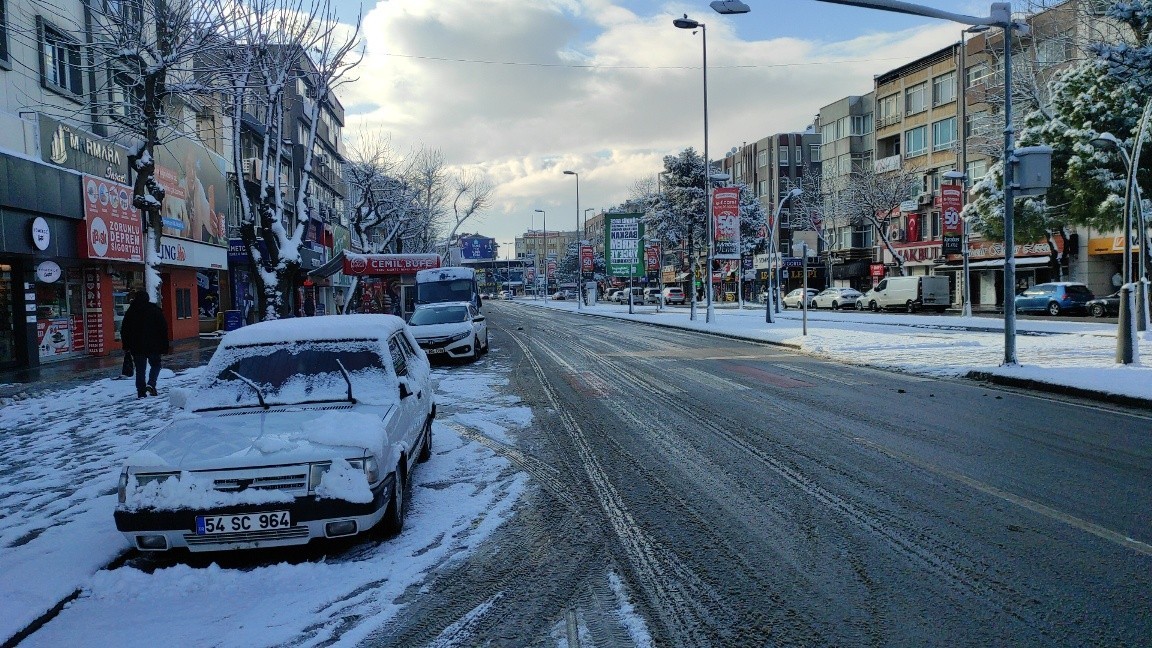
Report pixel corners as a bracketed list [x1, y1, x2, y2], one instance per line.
[852, 113, 873, 135]
[39, 19, 83, 97]
[387, 336, 409, 377]
[778, 146, 790, 165]
[905, 125, 928, 157]
[932, 117, 956, 151]
[932, 71, 956, 105]
[0, 0, 9, 63]
[757, 150, 768, 167]
[758, 180, 768, 196]
[966, 62, 990, 87]
[810, 144, 821, 162]
[905, 82, 928, 115]
[176, 288, 193, 320]
[877, 94, 899, 125]
[1036, 36, 1072, 67]
[967, 158, 988, 182]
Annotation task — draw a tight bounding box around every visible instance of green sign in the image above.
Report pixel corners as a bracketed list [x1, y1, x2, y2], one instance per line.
[604, 213, 645, 277]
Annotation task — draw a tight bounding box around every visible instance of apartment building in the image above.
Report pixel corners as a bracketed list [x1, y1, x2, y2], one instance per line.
[815, 93, 876, 290]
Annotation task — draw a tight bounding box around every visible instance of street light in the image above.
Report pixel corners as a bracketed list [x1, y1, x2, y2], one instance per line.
[563, 170, 582, 310]
[535, 209, 547, 303]
[673, 13, 716, 322]
[813, 0, 1027, 366]
[767, 188, 804, 323]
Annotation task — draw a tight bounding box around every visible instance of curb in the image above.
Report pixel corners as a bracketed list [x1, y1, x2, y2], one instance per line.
[965, 371, 1152, 411]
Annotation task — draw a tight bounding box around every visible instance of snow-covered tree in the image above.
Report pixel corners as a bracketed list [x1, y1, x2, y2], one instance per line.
[86, 0, 231, 301]
[214, 0, 362, 319]
[344, 138, 431, 254]
[838, 166, 923, 277]
[439, 171, 493, 262]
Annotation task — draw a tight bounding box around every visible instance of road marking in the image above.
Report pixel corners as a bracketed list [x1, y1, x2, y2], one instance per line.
[725, 363, 814, 388]
[771, 363, 859, 385]
[853, 436, 1152, 557]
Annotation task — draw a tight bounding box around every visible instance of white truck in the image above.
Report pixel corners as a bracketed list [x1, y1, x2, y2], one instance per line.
[415, 267, 482, 311]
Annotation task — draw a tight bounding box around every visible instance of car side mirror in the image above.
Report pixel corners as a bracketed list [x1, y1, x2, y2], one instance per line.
[474, 315, 485, 322]
[399, 381, 413, 399]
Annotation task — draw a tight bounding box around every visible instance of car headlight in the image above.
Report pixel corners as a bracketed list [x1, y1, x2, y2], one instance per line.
[136, 472, 180, 488]
[347, 457, 380, 483]
[117, 469, 128, 504]
[448, 330, 470, 343]
[309, 462, 332, 490]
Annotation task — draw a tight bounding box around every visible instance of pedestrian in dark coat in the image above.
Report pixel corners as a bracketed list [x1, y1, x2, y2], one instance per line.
[120, 291, 170, 398]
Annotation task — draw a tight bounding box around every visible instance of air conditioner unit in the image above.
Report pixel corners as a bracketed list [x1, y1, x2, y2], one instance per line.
[242, 158, 262, 182]
[893, 228, 906, 242]
[917, 192, 933, 206]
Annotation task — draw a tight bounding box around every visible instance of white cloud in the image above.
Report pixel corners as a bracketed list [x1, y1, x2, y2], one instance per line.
[340, 0, 965, 252]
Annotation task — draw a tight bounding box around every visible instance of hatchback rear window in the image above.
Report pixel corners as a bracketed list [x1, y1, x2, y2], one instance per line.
[1065, 285, 1093, 297]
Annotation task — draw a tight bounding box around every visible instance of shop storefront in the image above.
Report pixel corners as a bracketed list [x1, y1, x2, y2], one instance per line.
[157, 237, 227, 340]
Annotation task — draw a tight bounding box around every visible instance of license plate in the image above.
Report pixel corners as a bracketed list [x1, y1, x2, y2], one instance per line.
[195, 511, 291, 535]
[427, 348, 446, 354]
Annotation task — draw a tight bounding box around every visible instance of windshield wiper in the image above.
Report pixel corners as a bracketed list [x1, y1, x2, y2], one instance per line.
[228, 370, 269, 410]
[335, 359, 357, 404]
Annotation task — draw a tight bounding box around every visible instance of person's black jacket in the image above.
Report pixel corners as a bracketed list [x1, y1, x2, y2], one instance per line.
[121, 293, 170, 355]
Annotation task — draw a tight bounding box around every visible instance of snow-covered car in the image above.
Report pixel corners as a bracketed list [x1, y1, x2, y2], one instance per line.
[407, 302, 489, 362]
[114, 315, 435, 553]
[811, 287, 863, 310]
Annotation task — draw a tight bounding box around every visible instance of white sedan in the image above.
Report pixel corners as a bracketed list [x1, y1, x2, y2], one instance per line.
[781, 288, 819, 309]
[114, 315, 435, 553]
[811, 287, 863, 310]
[408, 302, 489, 362]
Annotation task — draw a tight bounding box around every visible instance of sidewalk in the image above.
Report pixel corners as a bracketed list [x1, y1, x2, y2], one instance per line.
[0, 336, 221, 400]
[515, 297, 1152, 409]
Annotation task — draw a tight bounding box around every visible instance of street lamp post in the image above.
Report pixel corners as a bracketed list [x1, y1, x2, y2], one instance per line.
[767, 188, 804, 323]
[563, 171, 582, 310]
[535, 209, 547, 303]
[673, 14, 717, 323]
[813, 0, 1026, 366]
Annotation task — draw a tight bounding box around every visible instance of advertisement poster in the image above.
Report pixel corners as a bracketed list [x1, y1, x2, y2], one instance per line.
[37, 318, 73, 358]
[604, 213, 645, 277]
[645, 245, 660, 272]
[580, 246, 594, 272]
[941, 185, 964, 255]
[155, 137, 233, 247]
[82, 176, 143, 262]
[712, 186, 741, 259]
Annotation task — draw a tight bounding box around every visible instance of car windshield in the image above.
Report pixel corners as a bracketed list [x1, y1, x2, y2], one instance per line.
[198, 340, 391, 410]
[417, 279, 473, 304]
[1065, 285, 1093, 298]
[410, 306, 469, 325]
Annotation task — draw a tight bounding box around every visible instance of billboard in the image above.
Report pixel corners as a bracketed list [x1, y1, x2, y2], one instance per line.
[712, 186, 741, 259]
[80, 175, 143, 262]
[941, 185, 964, 255]
[580, 245, 594, 272]
[604, 213, 645, 277]
[459, 236, 496, 260]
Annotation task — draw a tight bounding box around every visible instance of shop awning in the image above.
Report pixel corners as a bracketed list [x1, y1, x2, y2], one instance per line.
[310, 250, 346, 278]
[939, 256, 1051, 270]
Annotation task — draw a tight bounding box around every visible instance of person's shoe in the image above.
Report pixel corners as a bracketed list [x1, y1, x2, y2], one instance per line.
[137, 391, 147, 399]
[146, 385, 158, 396]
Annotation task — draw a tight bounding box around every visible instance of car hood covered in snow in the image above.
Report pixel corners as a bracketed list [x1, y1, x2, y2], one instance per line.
[127, 405, 393, 471]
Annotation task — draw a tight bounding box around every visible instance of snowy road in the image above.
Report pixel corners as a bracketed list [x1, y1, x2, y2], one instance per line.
[3, 302, 1152, 646]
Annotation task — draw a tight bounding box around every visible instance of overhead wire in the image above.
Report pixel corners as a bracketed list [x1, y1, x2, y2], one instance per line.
[379, 52, 914, 70]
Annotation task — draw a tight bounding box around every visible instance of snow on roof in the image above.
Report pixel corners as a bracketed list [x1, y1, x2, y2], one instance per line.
[220, 314, 407, 347]
[416, 266, 475, 282]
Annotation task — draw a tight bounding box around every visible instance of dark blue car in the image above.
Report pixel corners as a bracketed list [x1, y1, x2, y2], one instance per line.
[1014, 282, 1095, 316]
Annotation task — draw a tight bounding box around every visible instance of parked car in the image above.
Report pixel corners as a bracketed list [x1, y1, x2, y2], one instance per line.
[781, 288, 819, 309]
[499, 290, 513, 300]
[612, 287, 645, 303]
[856, 276, 950, 312]
[661, 287, 687, 305]
[811, 287, 863, 310]
[408, 302, 489, 361]
[550, 290, 569, 300]
[643, 288, 663, 304]
[1014, 282, 1095, 315]
[1086, 290, 1122, 317]
[113, 315, 435, 553]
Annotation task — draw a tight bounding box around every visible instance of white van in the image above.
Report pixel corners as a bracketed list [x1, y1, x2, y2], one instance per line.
[858, 275, 950, 313]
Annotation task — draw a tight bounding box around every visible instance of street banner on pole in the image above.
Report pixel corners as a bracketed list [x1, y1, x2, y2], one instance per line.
[712, 186, 741, 259]
[941, 185, 964, 255]
[580, 245, 594, 272]
[645, 245, 660, 271]
[604, 213, 645, 277]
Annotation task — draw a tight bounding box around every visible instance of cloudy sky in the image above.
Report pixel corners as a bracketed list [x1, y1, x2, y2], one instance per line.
[338, 0, 993, 256]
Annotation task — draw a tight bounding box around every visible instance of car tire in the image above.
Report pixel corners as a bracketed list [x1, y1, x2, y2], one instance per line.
[380, 464, 407, 537]
[906, 301, 917, 313]
[417, 418, 432, 463]
[831, 301, 839, 310]
[869, 301, 879, 312]
[471, 335, 482, 360]
[482, 331, 490, 354]
[1047, 302, 1061, 316]
[1091, 303, 1106, 318]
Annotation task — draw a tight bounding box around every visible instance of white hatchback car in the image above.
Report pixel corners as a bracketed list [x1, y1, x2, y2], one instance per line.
[114, 315, 435, 553]
[811, 287, 863, 310]
[781, 288, 819, 309]
[408, 302, 489, 361]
